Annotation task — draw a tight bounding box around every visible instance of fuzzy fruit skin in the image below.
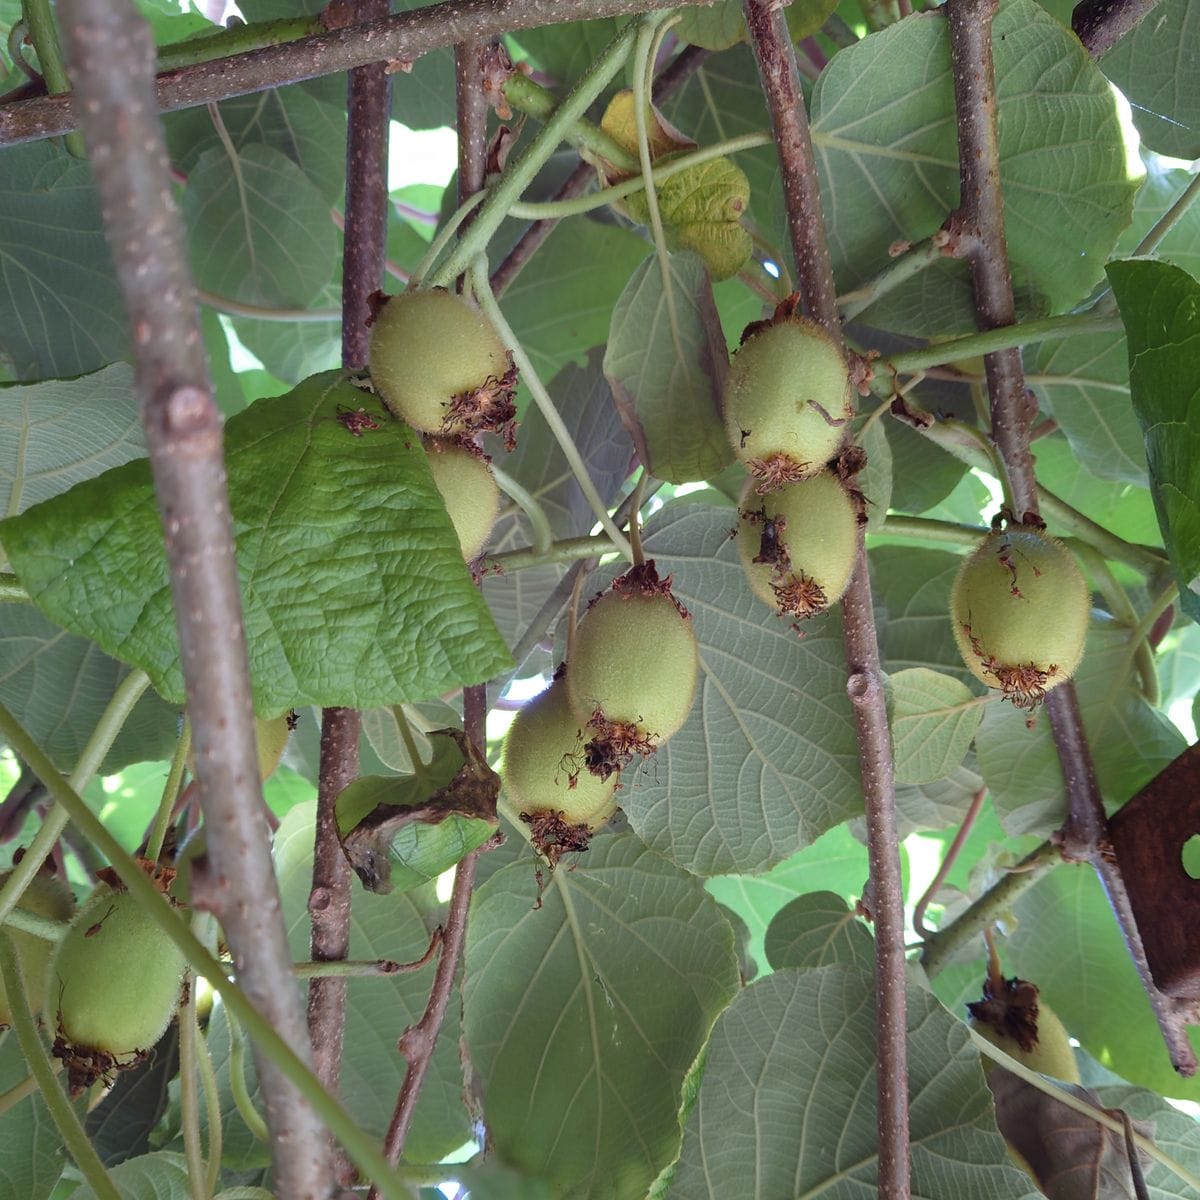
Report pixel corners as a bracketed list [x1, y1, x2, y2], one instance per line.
[970, 1000, 1080, 1082]
[501, 678, 619, 829]
[951, 526, 1088, 699]
[735, 471, 858, 616]
[424, 440, 500, 560]
[566, 589, 699, 744]
[0, 871, 74, 1026]
[724, 319, 853, 478]
[50, 883, 186, 1055]
[369, 290, 508, 435]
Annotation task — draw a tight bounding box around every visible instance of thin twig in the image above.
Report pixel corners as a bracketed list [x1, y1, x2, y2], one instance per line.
[743, 2, 909, 1195]
[913, 787, 986, 939]
[1, 0, 712, 147]
[945, 0, 1196, 1076]
[55, 0, 332, 1191]
[1072, 0, 1161, 57]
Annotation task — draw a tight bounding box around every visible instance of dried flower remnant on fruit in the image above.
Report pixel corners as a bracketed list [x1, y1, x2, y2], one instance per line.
[566, 561, 699, 780]
[967, 974, 1080, 1083]
[951, 522, 1088, 710]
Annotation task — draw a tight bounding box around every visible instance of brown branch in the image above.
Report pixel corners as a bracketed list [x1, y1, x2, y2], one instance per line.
[742, 3, 910, 1196]
[0, 0, 711, 148]
[53, 0, 332, 1194]
[366, 52, 494, 1192]
[1072, 0, 1162, 57]
[945, 0, 1197, 1075]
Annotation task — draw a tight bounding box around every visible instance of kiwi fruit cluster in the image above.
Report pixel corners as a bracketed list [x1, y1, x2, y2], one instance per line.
[722, 307, 861, 626]
[368, 289, 511, 564]
[950, 518, 1088, 709]
[0, 867, 75, 1029]
[501, 561, 699, 870]
[49, 879, 187, 1094]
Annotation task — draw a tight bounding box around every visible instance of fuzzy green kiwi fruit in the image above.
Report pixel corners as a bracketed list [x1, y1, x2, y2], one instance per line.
[369, 289, 514, 438]
[424, 438, 500, 560]
[0, 869, 74, 1027]
[724, 317, 853, 491]
[951, 523, 1088, 709]
[502, 677, 619, 831]
[566, 562, 699, 764]
[49, 882, 186, 1092]
[735, 470, 858, 621]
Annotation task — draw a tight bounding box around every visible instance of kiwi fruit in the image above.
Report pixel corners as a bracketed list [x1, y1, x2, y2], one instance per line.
[424, 438, 501, 561]
[0, 869, 75, 1028]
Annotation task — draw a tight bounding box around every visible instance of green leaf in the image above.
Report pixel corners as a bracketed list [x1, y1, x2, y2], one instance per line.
[438, 1167, 554, 1200]
[336, 729, 498, 894]
[998, 862, 1200, 1102]
[0, 605, 180, 774]
[71, 1150, 190, 1199]
[1030, 333, 1146, 485]
[890, 666, 984, 786]
[786, 0, 841, 40]
[811, 0, 1138, 334]
[85, 1027, 179, 1166]
[501, 219, 650, 384]
[604, 252, 733, 484]
[1, 373, 512, 712]
[1097, 1083, 1200, 1193]
[510, 18, 621, 84]
[1118, 153, 1200, 283]
[1098, 0, 1200, 160]
[893, 758, 983, 838]
[613, 504, 863, 875]
[764, 891, 875, 971]
[165, 87, 347, 206]
[0, 143, 128, 381]
[858, 417, 892, 530]
[0, 1031, 72, 1200]
[1108, 258, 1200, 625]
[463, 833, 739, 1200]
[230, 282, 343, 386]
[0, 365, 143, 516]
[977, 621, 1187, 835]
[183, 143, 337, 307]
[674, 0, 746, 50]
[670, 965, 1037, 1198]
[884, 417, 968, 515]
[706, 821, 871, 975]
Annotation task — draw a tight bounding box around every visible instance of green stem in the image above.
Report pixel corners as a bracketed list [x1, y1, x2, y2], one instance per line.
[433, 17, 645, 288]
[506, 133, 773, 220]
[486, 534, 618, 572]
[292, 959, 411, 978]
[196, 994, 222, 1196]
[2, 907, 69, 942]
[470, 260, 634, 561]
[0, 575, 31, 604]
[885, 313, 1125, 375]
[155, 15, 322, 70]
[178, 973, 209, 1200]
[877, 514, 987, 548]
[20, 0, 85, 157]
[0, 700, 418, 1200]
[146, 718, 191, 865]
[391, 705, 430, 783]
[920, 840, 1060, 976]
[0, 670, 150, 934]
[226, 1006, 269, 1143]
[0, 931, 121, 1200]
[502, 72, 636, 171]
[490, 464, 553, 555]
[197, 291, 341, 323]
[838, 236, 945, 320]
[405, 190, 486, 291]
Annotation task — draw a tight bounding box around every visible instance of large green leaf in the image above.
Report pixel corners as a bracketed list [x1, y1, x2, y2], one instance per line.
[0, 605, 180, 774]
[183, 143, 337, 308]
[611, 504, 863, 876]
[1099, 0, 1200, 160]
[510, 17, 621, 84]
[0, 365, 142, 518]
[165, 87, 347, 206]
[995, 862, 1200, 1102]
[763, 891, 875, 971]
[670, 965, 1039, 1198]
[230, 282, 343, 386]
[977, 622, 1187, 836]
[463, 833, 739, 1200]
[1108, 258, 1200, 625]
[0, 1032, 71, 1200]
[811, 0, 1137, 334]
[1, 373, 512, 712]
[500, 219, 650, 384]
[889, 666, 984, 786]
[0, 143, 128, 381]
[71, 1150, 190, 1199]
[604, 252, 732, 484]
